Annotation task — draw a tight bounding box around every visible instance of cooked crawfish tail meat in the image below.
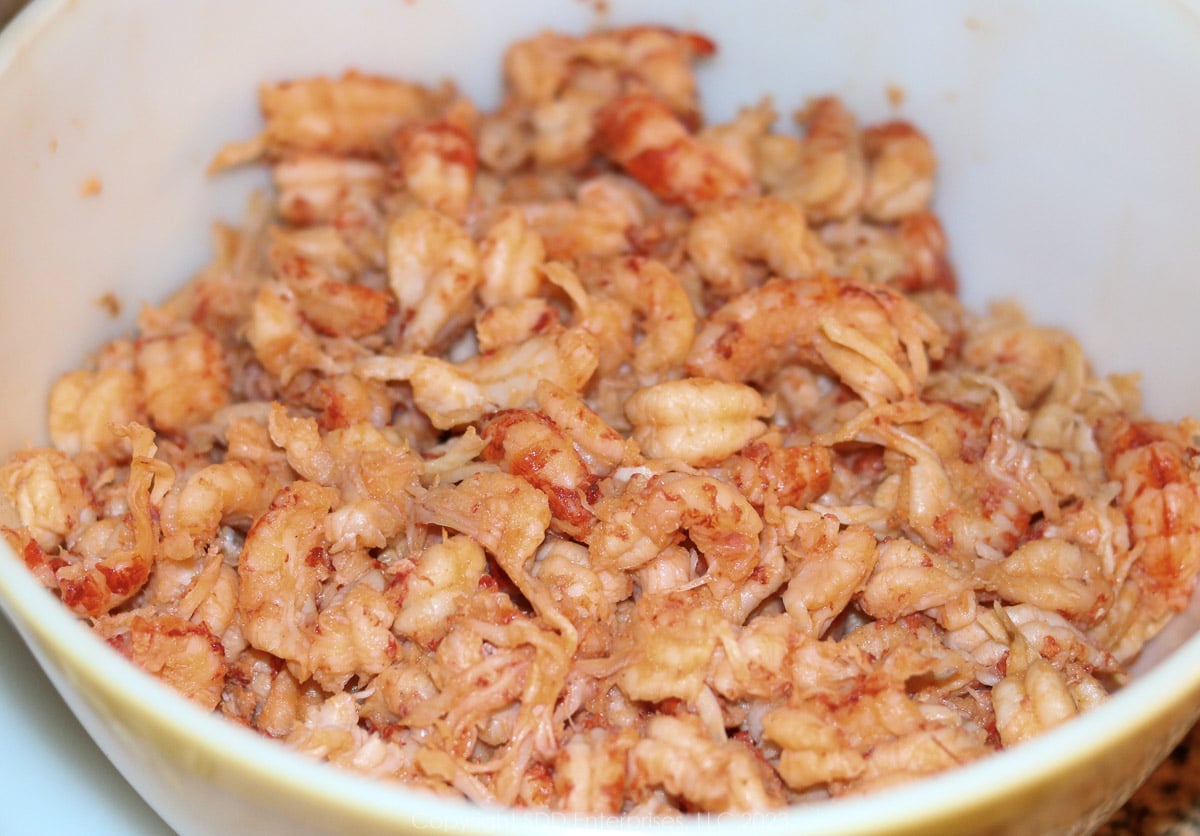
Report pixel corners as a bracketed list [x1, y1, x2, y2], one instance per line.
[3, 23, 1197, 816]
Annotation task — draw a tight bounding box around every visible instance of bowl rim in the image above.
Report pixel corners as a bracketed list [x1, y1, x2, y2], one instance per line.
[3, 0, 1200, 832]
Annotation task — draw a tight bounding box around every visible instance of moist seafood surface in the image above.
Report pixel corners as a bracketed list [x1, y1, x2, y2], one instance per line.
[3, 24, 1200, 814]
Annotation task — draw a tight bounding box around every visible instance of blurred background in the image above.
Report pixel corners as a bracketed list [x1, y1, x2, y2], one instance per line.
[1, 0, 22, 26]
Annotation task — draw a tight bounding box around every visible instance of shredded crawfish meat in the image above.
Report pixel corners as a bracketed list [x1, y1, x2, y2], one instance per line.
[3, 24, 1199, 815]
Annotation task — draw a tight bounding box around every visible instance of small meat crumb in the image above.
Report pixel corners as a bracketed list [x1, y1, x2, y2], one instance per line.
[95, 292, 121, 318]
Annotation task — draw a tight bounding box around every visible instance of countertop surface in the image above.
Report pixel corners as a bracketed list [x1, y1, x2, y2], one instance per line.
[0, 613, 174, 835]
[1096, 735, 1200, 836]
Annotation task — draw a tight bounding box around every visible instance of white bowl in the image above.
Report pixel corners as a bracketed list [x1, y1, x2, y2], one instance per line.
[2, 1, 1200, 834]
